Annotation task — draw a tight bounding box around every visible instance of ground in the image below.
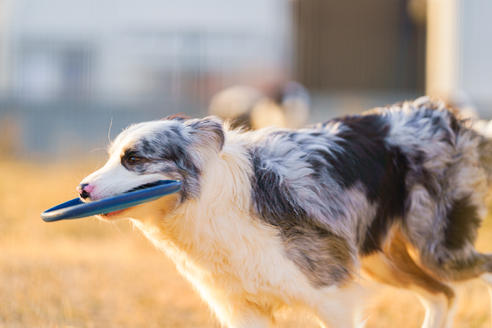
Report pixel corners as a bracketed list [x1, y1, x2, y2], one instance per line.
[1, 159, 492, 327]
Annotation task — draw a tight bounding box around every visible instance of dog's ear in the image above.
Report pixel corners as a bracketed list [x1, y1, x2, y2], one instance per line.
[187, 116, 225, 152]
[162, 113, 190, 121]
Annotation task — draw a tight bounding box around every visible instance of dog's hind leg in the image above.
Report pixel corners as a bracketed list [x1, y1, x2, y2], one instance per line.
[417, 250, 492, 282]
[363, 253, 454, 328]
[404, 186, 492, 281]
[417, 291, 458, 328]
[418, 294, 447, 328]
[480, 273, 492, 327]
[362, 230, 456, 328]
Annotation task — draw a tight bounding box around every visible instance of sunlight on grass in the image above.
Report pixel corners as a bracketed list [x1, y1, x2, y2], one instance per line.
[1, 159, 492, 327]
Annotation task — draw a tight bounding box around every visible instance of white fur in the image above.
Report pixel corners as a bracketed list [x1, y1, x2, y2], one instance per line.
[417, 293, 449, 328]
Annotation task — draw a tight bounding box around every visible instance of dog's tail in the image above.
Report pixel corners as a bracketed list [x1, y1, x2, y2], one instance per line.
[471, 119, 492, 180]
[446, 94, 492, 180]
[473, 119, 492, 138]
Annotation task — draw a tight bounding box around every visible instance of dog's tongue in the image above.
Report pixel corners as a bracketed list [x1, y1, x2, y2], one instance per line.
[102, 209, 128, 217]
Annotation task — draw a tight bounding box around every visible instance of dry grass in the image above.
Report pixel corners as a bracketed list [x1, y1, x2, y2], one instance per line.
[1, 159, 492, 327]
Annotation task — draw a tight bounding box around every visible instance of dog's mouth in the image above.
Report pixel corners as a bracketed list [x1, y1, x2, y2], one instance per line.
[124, 181, 162, 193]
[100, 181, 162, 218]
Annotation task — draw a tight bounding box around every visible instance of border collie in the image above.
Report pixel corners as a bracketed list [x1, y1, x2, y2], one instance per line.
[78, 97, 492, 328]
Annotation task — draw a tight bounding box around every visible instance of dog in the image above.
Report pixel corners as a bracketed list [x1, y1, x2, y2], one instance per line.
[78, 97, 492, 328]
[209, 81, 310, 130]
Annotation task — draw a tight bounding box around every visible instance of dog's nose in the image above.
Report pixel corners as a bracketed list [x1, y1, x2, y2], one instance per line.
[77, 183, 94, 199]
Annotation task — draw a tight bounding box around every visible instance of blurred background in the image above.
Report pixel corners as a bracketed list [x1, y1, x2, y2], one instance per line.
[1, 0, 492, 327]
[1, 0, 491, 158]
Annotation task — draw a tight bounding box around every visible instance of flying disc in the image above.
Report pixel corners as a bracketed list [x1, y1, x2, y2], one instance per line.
[41, 180, 182, 222]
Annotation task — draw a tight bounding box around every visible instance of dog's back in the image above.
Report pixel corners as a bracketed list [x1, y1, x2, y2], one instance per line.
[247, 97, 491, 287]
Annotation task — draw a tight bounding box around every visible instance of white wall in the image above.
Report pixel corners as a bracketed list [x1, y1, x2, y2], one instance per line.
[0, 0, 15, 95]
[3, 0, 291, 103]
[427, 0, 492, 115]
[459, 0, 492, 104]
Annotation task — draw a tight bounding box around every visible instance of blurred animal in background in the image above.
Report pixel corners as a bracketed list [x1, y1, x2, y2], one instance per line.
[209, 81, 310, 130]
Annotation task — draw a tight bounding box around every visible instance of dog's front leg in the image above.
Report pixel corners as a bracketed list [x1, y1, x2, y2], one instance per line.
[314, 308, 362, 328]
[223, 313, 271, 328]
[308, 283, 366, 328]
[210, 299, 272, 328]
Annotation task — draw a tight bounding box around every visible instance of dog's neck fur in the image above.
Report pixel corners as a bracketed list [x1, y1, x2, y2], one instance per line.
[130, 131, 272, 278]
[129, 132, 305, 321]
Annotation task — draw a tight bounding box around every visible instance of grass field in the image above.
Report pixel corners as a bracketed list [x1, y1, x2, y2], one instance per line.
[2, 159, 492, 328]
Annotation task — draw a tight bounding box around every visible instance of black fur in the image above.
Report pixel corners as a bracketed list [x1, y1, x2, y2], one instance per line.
[444, 196, 481, 250]
[359, 145, 408, 255]
[249, 113, 411, 284]
[329, 115, 410, 255]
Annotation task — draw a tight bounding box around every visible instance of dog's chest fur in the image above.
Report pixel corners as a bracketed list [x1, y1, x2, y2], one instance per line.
[130, 147, 320, 318]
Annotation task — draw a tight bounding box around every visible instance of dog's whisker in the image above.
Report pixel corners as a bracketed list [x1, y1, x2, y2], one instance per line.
[89, 147, 107, 153]
[107, 117, 113, 144]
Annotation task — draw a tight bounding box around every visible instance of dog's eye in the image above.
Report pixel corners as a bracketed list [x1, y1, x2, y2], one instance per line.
[121, 150, 149, 167]
[127, 155, 144, 165]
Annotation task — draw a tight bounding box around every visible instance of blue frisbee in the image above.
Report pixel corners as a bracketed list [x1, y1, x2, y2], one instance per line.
[41, 180, 182, 222]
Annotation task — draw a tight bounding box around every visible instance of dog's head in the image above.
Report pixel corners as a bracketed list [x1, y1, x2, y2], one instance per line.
[78, 116, 224, 219]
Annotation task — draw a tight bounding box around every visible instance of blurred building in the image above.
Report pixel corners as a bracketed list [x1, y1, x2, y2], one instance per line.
[0, 0, 491, 157]
[0, 0, 291, 156]
[293, 0, 426, 93]
[0, 0, 291, 106]
[292, 0, 492, 119]
[426, 0, 492, 115]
